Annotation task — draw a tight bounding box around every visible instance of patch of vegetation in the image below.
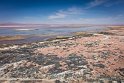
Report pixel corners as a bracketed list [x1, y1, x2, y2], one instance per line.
[98, 32, 115, 35]
[100, 51, 110, 59]
[108, 26, 124, 30]
[93, 64, 105, 68]
[46, 36, 70, 41]
[84, 41, 100, 47]
[74, 32, 94, 37]
[66, 54, 88, 69]
[55, 36, 70, 39]
[0, 35, 26, 41]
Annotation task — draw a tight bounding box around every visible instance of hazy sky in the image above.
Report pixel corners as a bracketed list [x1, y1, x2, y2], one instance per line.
[0, 0, 124, 24]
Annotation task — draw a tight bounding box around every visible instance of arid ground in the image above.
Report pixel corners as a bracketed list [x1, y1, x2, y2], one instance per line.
[0, 26, 124, 83]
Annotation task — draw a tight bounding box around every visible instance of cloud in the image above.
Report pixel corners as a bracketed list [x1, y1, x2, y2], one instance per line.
[48, 0, 108, 19]
[48, 7, 83, 19]
[48, 13, 66, 19]
[60, 7, 83, 14]
[85, 0, 108, 9]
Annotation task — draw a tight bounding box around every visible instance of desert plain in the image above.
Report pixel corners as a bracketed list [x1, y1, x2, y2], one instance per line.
[0, 26, 124, 83]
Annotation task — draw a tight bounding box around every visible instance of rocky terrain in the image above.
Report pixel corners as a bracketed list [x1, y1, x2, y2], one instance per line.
[0, 26, 124, 83]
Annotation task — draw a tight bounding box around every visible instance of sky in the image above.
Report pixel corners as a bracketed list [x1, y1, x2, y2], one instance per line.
[0, 0, 124, 24]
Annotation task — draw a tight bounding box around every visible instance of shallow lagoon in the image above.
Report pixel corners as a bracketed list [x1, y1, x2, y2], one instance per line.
[0, 26, 107, 36]
[0, 26, 107, 44]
